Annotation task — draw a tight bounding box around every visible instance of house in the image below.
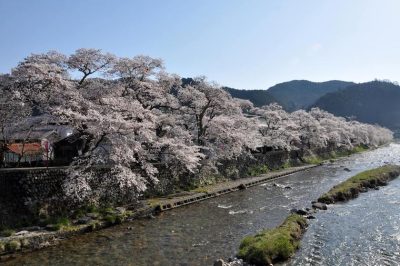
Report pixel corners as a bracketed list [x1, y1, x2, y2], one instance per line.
[1, 116, 82, 167]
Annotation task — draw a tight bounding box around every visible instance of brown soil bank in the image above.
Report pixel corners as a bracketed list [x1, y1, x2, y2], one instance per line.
[318, 165, 400, 204]
[237, 214, 308, 266]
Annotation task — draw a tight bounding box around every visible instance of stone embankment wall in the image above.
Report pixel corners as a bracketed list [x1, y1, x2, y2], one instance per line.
[0, 166, 114, 228]
[0, 167, 67, 227]
[0, 149, 309, 228]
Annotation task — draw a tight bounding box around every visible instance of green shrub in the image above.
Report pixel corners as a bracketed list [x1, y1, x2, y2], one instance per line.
[101, 207, 115, 216]
[115, 214, 125, 224]
[248, 164, 270, 176]
[0, 229, 15, 237]
[44, 216, 71, 231]
[73, 208, 86, 219]
[104, 214, 117, 224]
[20, 238, 30, 248]
[5, 240, 21, 252]
[303, 156, 323, 165]
[46, 224, 62, 231]
[281, 161, 292, 169]
[86, 204, 100, 213]
[56, 217, 70, 226]
[88, 221, 101, 231]
[351, 145, 368, 154]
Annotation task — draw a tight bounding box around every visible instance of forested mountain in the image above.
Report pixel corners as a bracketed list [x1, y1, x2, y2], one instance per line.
[222, 78, 400, 132]
[266, 80, 354, 111]
[184, 78, 276, 107]
[312, 81, 400, 130]
[222, 80, 354, 110]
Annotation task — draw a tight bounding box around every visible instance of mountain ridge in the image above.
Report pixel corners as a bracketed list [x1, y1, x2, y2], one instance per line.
[312, 80, 400, 130]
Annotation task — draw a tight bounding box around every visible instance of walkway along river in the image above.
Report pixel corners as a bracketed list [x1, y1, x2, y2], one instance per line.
[5, 143, 400, 266]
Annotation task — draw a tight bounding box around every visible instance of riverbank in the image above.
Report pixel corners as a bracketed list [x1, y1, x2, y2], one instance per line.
[318, 164, 400, 204]
[0, 164, 317, 261]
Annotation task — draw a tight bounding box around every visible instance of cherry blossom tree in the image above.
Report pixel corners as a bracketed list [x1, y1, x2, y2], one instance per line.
[67, 48, 116, 86]
[309, 108, 354, 149]
[290, 109, 328, 150]
[53, 55, 203, 202]
[252, 103, 300, 151]
[0, 74, 34, 166]
[177, 77, 259, 162]
[11, 51, 71, 114]
[2, 48, 394, 204]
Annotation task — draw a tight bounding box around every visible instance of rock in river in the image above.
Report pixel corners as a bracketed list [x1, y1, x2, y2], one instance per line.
[214, 258, 245, 266]
[290, 208, 309, 215]
[312, 202, 327, 210]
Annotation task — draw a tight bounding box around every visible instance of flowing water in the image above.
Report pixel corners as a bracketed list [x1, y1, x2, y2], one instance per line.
[5, 143, 400, 266]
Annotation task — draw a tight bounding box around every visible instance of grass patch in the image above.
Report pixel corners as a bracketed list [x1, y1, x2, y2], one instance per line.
[248, 164, 270, 176]
[318, 165, 400, 204]
[350, 145, 368, 154]
[238, 214, 308, 265]
[5, 240, 21, 252]
[0, 229, 15, 237]
[88, 221, 102, 231]
[147, 199, 162, 208]
[55, 217, 70, 226]
[189, 175, 230, 193]
[303, 156, 323, 165]
[103, 213, 126, 225]
[192, 187, 209, 193]
[281, 161, 292, 169]
[44, 216, 71, 231]
[104, 214, 117, 224]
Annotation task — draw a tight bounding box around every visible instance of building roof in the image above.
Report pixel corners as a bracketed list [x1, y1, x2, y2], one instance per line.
[1, 115, 74, 142]
[5, 126, 73, 141]
[7, 143, 43, 156]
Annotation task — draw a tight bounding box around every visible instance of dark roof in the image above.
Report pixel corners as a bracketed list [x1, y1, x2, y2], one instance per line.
[1, 115, 74, 142]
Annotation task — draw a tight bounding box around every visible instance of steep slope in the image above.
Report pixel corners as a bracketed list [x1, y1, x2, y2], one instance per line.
[223, 87, 277, 107]
[266, 80, 354, 111]
[313, 81, 400, 130]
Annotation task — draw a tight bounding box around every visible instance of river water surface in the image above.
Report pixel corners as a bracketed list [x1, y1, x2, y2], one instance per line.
[6, 143, 400, 266]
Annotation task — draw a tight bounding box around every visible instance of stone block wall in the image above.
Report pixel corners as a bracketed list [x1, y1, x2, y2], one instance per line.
[0, 149, 307, 227]
[0, 167, 69, 228]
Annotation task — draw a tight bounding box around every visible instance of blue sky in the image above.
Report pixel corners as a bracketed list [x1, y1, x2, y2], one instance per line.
[1, 0, 399, 89]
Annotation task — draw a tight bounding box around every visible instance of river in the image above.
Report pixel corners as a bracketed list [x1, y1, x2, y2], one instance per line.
[6, 143, 400, 266]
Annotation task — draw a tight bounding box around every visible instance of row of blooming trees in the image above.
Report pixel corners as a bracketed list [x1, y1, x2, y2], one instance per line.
[0, 49, 393, 203]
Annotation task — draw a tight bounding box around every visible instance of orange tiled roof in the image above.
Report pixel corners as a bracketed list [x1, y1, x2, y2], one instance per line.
[7, 143, 43, 155]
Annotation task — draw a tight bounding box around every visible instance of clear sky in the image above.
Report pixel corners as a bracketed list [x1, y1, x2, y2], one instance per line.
[1, 0, 399, 89]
